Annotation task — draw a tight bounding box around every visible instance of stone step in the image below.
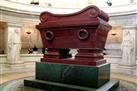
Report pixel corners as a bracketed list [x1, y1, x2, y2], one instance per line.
[24, 79, 119, 91]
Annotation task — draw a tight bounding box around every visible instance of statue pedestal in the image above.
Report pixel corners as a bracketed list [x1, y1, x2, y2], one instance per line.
[24, 80, 119, 91]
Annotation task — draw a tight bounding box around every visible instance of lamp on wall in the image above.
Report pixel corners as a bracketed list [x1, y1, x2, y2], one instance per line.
[111, 32, 117, 36]
[44, 2, 52, 7]
[25, 26, 33, 35]
[130, 0, 134, 3]
[25, 29, 32, 35]
[30, 0, 39, 5]
[106, 0, 112, 6]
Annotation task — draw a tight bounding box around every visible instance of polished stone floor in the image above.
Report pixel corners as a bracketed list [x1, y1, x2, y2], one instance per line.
[0, 72, 137, 91]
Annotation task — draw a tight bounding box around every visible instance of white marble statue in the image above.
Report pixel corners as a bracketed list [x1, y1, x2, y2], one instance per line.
[121, 30, 135, 65]
[7, 28, 22, 64]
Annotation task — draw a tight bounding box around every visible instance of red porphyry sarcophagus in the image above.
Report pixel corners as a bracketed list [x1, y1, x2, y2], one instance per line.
[36, 5, 112, 66]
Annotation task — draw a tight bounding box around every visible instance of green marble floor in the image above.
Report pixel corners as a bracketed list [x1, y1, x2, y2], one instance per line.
[0, 77, 137, 91]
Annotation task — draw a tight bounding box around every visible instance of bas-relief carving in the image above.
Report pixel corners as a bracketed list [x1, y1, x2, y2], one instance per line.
[7, 28, 22, 64]
[121, 30, 135, 65]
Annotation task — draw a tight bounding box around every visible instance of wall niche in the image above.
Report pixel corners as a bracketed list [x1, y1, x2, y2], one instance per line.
[21, 24, 42, 54]
[0, 21, 7, 54]
[105, 26, 123, 56]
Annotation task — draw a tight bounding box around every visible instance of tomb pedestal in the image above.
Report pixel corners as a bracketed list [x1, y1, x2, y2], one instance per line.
[24, 5, 119, 91]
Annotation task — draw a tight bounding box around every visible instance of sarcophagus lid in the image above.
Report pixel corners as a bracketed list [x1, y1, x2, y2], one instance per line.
[36, 5, 112, 49]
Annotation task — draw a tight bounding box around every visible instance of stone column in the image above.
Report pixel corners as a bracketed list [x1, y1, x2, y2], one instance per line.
[6, 24, 24, 68]
[119, 26, 137, 76]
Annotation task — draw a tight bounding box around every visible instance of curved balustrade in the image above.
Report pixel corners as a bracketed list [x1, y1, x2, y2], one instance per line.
[0, 0, 137, 16]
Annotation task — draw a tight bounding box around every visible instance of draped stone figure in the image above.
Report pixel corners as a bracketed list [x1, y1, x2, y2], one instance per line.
[7, 28, 21, 64]
[121, 30, 134, 65]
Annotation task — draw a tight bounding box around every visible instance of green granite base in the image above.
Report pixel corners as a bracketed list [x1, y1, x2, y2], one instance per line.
[36, 62, 110, 88]
[24, 79, 119, 91]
